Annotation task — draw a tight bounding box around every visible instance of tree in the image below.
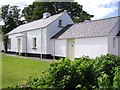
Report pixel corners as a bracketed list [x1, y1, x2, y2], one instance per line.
[22, 2, 93, 23]
[1, 5, 24, 52]
[22, 2, 55, 22]
[1, 5, 23, 34]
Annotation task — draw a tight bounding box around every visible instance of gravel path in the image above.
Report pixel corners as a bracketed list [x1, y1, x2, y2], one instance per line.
[1, 53, 53, 62]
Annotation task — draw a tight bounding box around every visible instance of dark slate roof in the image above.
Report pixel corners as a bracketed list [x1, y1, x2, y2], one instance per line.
[116, 31, 120, 36]
[52, 16, 120, 39]
[51, 24, 73, 39]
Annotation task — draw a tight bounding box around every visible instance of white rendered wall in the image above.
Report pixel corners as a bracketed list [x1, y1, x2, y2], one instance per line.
[8, 34, 18, 52]
[75, 36, 108, 58]
[8, 28, 47, 54]
[108, 20, 120, 56]
[8, 33, 25, 53]
[26, 28, 47, 54]
[54, 39, 67, 57]
[47, 12, 74, 55]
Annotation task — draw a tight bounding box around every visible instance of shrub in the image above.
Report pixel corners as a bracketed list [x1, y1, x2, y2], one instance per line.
[113, 66, 120, 88]
[10, 54, 120, 90]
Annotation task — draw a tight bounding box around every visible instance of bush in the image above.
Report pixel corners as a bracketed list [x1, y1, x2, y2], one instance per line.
[113, 66, 120, 88]
[10, 54, 120, 90]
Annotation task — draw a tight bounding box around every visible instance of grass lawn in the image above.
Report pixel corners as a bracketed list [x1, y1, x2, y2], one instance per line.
[2, 54, 50, 88]
[0, 54, 2, 89]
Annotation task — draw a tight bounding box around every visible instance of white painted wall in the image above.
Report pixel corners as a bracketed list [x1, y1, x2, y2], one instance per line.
[8, 28, 47, 54]
[108, 20, 120, 56]
[75, 36, 108, 58]
[26, 28, 47, 54]
[47, 12, 74, 55]
[54, 39, 67, 57]
[8, 34, 24, 53]
[8, 34, 18, 52]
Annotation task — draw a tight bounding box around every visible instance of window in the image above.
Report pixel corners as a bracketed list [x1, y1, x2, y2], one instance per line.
[113, 37, 116, 48]
[33, 37, 37, 49]
[8, 38, 11, 49]
[59, 19, 62, 26]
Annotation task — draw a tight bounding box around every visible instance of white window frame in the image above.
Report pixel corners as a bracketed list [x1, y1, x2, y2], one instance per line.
[33, 37, 37, 49]
[8, 38, 11, 49]
[59, 19, 62, 26]
[113, 36, 116, 48]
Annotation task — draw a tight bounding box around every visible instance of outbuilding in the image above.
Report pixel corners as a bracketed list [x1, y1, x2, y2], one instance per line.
[52, 16, 120, 59]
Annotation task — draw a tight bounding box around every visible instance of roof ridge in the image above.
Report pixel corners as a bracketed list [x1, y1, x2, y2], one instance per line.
[75, 16, 120, 25]
[51, 24, 73, 39]
[7, 11, 66, 35]
[20, 11, 65, 26]
[53, 16, 119, 39]
[50, 24, 74, 39]
[91, 16, 120, 22]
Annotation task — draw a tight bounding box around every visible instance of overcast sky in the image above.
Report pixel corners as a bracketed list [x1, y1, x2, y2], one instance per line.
[0, 0, 119, 20]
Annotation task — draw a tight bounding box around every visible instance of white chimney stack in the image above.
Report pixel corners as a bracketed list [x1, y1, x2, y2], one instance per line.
[43, 12, 51, 19]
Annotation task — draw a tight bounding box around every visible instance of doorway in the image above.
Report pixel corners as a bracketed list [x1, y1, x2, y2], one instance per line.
[18, 38, 21, 54]
[67, 39, 75, 60]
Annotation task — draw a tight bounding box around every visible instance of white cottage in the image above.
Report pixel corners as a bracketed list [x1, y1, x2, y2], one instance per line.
[7, 11, 74, 58]
[52, 16, 120, 59]
[7, 11, 120, 59]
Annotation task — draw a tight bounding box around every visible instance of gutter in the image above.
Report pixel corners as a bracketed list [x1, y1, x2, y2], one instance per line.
[53, 39, 55, 59]
[25, 33, 27, 56]
[41, 28, 43, 59]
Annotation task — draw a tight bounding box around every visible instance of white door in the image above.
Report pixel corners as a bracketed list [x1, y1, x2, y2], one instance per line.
[67, 39, 75, 60]
[18, 38, 21, 54]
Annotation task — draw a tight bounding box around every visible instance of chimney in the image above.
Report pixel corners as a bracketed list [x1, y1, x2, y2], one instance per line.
[43, 12, 51, 19]
[84, 20, 91, 22]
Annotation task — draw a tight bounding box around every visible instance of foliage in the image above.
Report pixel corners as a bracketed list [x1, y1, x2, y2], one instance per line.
[97, 72, 111, 88]
[2, 34, 8, 52]
[1, 5, 23, 34]
[1, 5, 24, 52]
[10, 54, 120, 89]
[22, 2, 93, 23]
[113, 66, 120, 88]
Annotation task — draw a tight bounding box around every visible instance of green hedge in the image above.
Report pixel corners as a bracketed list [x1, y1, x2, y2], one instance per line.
[10, 54, 120, 90]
